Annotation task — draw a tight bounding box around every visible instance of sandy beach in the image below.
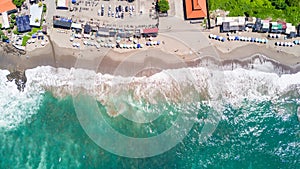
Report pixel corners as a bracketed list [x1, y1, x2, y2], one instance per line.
[0, 35, 299, 77]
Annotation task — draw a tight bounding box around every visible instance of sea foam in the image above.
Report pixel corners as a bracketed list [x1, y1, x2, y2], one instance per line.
[1, 60, 299, 129]
[0, 70, 44, 130]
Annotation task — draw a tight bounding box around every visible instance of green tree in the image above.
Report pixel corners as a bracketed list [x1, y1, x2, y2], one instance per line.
[43, 4, 47, 13]
[158, 0, 170, 13]
[10, 14, 16, 20]
[13, 0, 26, 8]
[2, 35, 9, 42]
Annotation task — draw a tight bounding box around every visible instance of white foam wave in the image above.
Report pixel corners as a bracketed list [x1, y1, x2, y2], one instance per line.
[1, 61, 299, 126]
[26, 65, 300, 112]
[0, 70, 44, 130]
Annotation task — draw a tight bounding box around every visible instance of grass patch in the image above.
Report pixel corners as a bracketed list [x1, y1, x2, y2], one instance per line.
[27, 27, 42, 36]
[22, 35, 30, 46]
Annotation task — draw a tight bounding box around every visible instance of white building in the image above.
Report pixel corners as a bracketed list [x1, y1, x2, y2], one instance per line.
[29, 4, 43, 27]
[2, 12, 10, 29]
[57, 0, 69, 9]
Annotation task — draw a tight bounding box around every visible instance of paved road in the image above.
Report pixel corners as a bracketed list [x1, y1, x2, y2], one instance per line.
[44, 0, 56, 28]
[159, 17, 212, 54]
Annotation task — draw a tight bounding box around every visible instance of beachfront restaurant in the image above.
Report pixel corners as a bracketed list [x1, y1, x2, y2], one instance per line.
[97, 27, 110, 37]
[220, 22, 245, 32]
[53, 16, 72, 29]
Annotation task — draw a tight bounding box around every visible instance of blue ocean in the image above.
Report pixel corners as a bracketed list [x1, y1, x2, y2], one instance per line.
[0, 65, 299, 169]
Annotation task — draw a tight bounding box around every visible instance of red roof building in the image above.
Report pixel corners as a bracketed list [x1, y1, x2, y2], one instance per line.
[0, 0, 17, 13]
[183, 0, 207, 20]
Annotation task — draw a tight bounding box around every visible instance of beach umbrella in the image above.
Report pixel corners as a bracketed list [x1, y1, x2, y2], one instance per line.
[97, 38, 101, 43]
[152, 41, 157, 45]
[41, 41, 45, 46]
[209, 34, 213, 38]
[111, 44, 115, 48]
[280, 42, 284, 46]
[275, 42, 278, 46]
[221, 38, 225, 42]
[234, 36, 239, 41]
[149, 37, 153, 41]
[32, 34, 37, 38]
[76, 43, 80, 47]
[294, 40, 299, 45]
[137, 43, 141, 48]
[133, 39, 138, 44]
[157, 41, 160, 45]
[70, 37, 74, 41]
[83, 41, 88, 45]
[91, 35, 95, 40]
[72, 42, 76, 47]
[116, 39, 121, 43]
[95, 44, 100, 49]
[140, 44, 144, 48]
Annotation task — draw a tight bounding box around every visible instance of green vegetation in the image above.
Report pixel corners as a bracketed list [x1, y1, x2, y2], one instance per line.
[22, 35, 30, 46]
[209, 0, 300, 25]
[13, 29, 20, 35]
[0, 30, 8, 42]
[27, 27, 42, 36]
[10, 23, 14, 29]
[0, 24, 2, 29]
[43, 4, 47, 13]
[13, 0, 26, 8]
[158, 0, 170, 13]
[10, 14, 16, 20]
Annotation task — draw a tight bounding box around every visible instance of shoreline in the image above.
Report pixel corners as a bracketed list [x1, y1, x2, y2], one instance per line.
[0, 40, 300, 76]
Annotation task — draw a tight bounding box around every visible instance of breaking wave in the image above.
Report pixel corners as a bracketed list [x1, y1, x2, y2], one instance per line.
[1, 58, 300, 129]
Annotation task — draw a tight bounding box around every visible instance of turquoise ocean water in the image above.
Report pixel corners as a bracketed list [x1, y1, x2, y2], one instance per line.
[1, 90, 299, 168]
